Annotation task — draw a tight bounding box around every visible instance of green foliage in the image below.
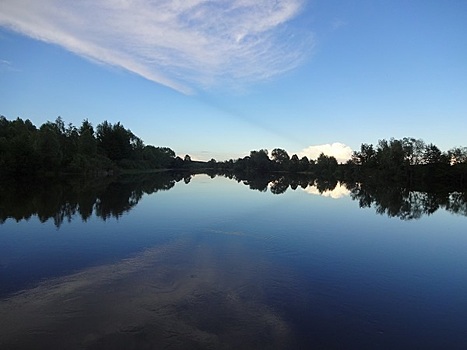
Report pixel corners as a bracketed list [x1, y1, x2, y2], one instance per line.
[0, 117, 39, 175]
[343, 137, 466, 187]
[0, 116, 180, 177]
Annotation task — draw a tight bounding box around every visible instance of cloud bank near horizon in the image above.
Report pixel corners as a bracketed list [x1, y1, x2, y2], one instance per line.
[0, 0, 311, 94]
[297, 143, 353, 163]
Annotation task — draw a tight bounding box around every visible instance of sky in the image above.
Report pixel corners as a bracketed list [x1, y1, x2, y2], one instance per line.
[1, 0, 466, 162]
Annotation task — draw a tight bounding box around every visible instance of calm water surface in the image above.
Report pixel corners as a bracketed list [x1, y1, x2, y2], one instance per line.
[1, 174, 467, 349]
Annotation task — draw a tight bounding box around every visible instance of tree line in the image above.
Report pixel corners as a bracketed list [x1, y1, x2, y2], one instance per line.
[0, 116, 194, 177]
[344, 137, 467, 188]
[213, 148, 339, 178]
[209, 138, 467, 189]
[1, 116, 466, 188]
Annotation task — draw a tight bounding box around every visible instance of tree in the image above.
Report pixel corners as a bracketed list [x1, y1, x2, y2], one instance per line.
[142, 146, 175, 168]
[96, 121, 135, 161]
[172, 156, 184, 169]
[289, 154, 300, 172]
[402, 137, 425, 165]
[448, 147, 467, 165]
[78, 119, 97, 157]
[423, 143, 448, 164]
[0, 117, 39, 175]
[271, 148, 290, 170]
[248, 149, 271, 173]
[352, 143, 376, 167]
[299, 156, 310, 172]
[316, 153, 338, 176]
[35, 124, 63, 171]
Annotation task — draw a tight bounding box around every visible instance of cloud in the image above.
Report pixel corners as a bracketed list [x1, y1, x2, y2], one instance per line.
[297, 142, 353, 163]
[0, 0, 312, 93]
[0, 58, 18, 72]
[331, 18, 348, 31]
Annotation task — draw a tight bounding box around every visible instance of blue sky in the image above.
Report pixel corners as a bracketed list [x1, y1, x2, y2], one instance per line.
[1, 0, 466, 161]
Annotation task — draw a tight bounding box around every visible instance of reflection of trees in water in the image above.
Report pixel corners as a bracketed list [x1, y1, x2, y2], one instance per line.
[2, 172, 466, 226]
[0, 172, 185, 227]
[270, 177, 290, 195]
[447, 192, 467, 216]
[227, 172, 339, 196]
[345, 181, 467, 220]
[94, 182, 144, 221]
[268, 175, 337, 196]
[227, 172, 467, 219]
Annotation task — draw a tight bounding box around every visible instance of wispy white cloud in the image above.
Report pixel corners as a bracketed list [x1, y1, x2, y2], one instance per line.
[331, 18, 348, 31]
[0, 0, 312, 93]
[0, 58, 18, 72]
[297, 142, 353, 163]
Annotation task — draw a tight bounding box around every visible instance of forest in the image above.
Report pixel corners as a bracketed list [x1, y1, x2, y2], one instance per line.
[1, 116, 467, 190]
[0, 116, 193, 176]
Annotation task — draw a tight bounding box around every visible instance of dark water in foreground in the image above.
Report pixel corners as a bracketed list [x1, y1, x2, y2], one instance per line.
[1, 174, 467, 349]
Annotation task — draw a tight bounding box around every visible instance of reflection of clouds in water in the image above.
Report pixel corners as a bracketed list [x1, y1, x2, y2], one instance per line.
[302, 183, 350, 199]
[0, 238, 292, 349]
[207, 229, 245, 236]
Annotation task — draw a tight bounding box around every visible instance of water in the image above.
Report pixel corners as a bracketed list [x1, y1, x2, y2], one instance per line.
[1, 174, 467, 349]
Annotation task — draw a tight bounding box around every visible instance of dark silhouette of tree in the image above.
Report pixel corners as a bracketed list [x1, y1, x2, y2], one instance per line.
[271, 148, 290, 170]
[170, 156, 183, 169]
[351, 143, 377, 168]
[299, 156, 310, 172]
[35, 123, 63, 171]
[78, 119, 97, 157]
[142, 146, 176, 169]
[423, 143, 448, 165]
[315, 153, 338, 177]
[289, 154, 300, 172]
[402, 137, 425, 166]
[96, 121, 136, 162]
[0, 117, 39, 175]
[448, 147, 467, 165]
[375, 138, 405, 179]
[248, 149, 271, 173]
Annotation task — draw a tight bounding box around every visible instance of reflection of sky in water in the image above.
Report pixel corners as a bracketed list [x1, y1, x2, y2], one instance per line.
[0, 236, 295, 348]
[1, 175, 467, 348]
